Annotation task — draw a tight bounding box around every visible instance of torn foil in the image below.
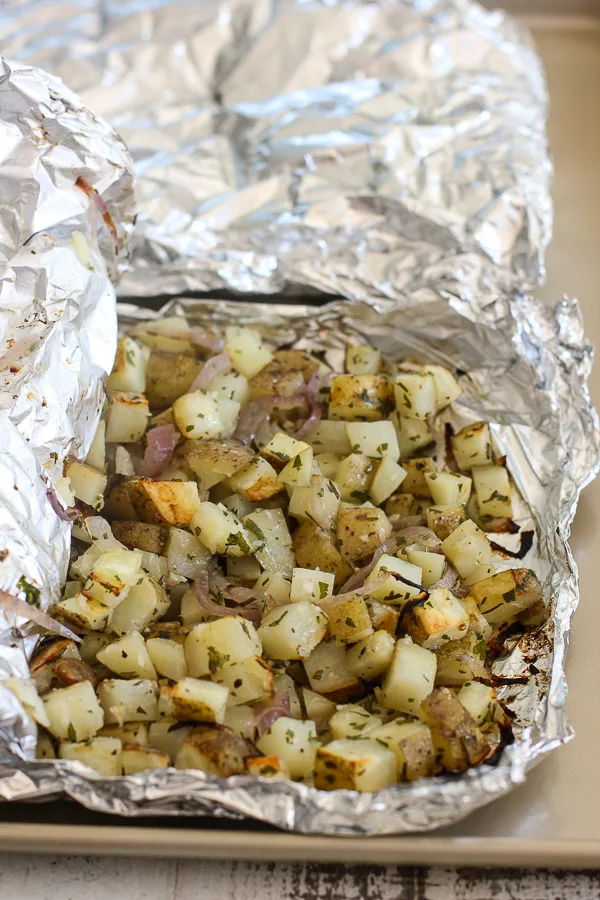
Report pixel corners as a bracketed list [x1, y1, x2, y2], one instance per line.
[0, 57, 135, 755]
[1, 292, 598, 835]
[0, 0, 551, 300]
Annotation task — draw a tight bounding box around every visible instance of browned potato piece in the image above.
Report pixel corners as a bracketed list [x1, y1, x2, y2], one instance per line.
[384, 493, 415, 517]
[114, 479, 201, 526]
[145, 351, 201, 410]
[151, 408, 175, 427]
[426, 505, 466, 541]
[248, 351, 313, 400]
[403, 588, 470, 649]
[469, 568, 543, 626]
[180, 439, 255, 489]
[246, 754, 290, 780]
[421, 687, 489, 772]
[104, 481, 139, 521]
[293, 521, 353, 587]
[370, 721, 435, 782]
[335, 454, 375, 502]
[337, 507, 392, 563]
[327, 595, 373, 645]
[369, 601, 400, 635]
[400, 458, 436, 496]
[174, 724, 256, 776]
[53, 659, 98, 688]
[434, 632, 488, 687]
[328, 374, 393, 422]
[111, 520, 169, 555]
[145, 622, 189, 644]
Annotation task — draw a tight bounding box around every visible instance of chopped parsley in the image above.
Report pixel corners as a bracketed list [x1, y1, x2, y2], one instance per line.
[17, 576, 40, 608]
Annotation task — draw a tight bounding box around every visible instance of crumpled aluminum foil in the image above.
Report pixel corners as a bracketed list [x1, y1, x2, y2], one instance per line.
[0, 0, 551, 300]
[0, 57, 135, 755]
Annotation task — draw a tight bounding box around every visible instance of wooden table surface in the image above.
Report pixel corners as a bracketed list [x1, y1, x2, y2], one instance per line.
[1, 18, 600, 900]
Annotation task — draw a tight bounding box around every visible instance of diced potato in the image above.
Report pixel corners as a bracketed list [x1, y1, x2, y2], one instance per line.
[303, 641, 361, 701]
[277, 447, 313, 488]
[185, 617, 262, 678]
[254, 572, 291, 607]
[345, 344, 381, 375]
[301, 689, 337, 724]
[440, 519, 492, 579]
[314, 452, 343, 479]
[257, 716, 317, 779]
[327, 595, 373, 645]
[226, 555, 262, 584]
[98, 722, 148, 746]
[109, 574, 169, 636]
[175, 724, 253, 776]
[292, 522, 352, 588]
[403, 588, 470, 649]
[107, 336, 146, 395]
[144, 351, 200, 409]
[122, 743, 169, 774]
[209, 371, 249, 406]
[334, 453, 376, 502]
[225, 326, 273, 379]
[248, 358, 305, 402]
[400, 458, 435, 496]
[261, 432, 311, 471]
[421, 687, 489, 772]
[314, 738, 396, 791]
[97, 679, 159, 724]
[246, 755, 290, 780]
[346, 631, 395, 680]
[421, 365, 462, 411]
[181, 439, 254, 489]
[134, 323, 195, 355]
[258, 601, 327, 660]
[78, 634, 114, 668]
[222, 493, 255, 518]
[425, 472, 472, 507]
[394, 372, 436, 420]
[337, 507, 392, 563]
[244, 509, 294, 579]
[171, 677, 228, 723]
[308, 420, 352, 455]
[405, 550, 446, 588]
[44, 681, 104, 742]
[111, 521, 169, 555]
[469, 568, 543, 626]
[213, 656, 273, 706]
[369, 457, 407, 506]
[97, 632, 157, 680]
[426, 505, 467, 541]
[384, 492, 415, 518]
[147, 721, 191, 761]
[191, 502, 257, 556]
[434, 631, 488, 687]
[173, 390, 239, 441]
[83, 547, 143, 607]
[370, 721, 435, 781]
[472, 465, 512, 518]
[366, 554, 423, 604]
[390, 412, 434, 458]
[59, 737, 122, 776]
[105, 391, 150, 443]
[124, 479, 202, 526]
[4, 678, 50, 728]
[328, 374, 392, 422]
[36, 732, 56, 760]
[223, 705, 256, 739]
[228, 456, 284, 501]
[346, 421, 400, 461]
[378, 637, 436, 716]
[64, 461, 107, 511]
[328, 704, 382, 740]
[452, 422, 493, 471]
[457, 682, 501, 728]
[54, 593, 111, 632]
[462, 563, 495, 587]
[85, 421, 106, 473]
[166, 527, 211, 581]
[289, 568, 335, 604]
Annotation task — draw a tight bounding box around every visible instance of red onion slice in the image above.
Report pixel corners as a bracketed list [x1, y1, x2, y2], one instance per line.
[430, 565, 459, 591]
[195, 573, 262, 625]
[139, 425, 179, 477]
[249, 691, 291, 738]
[189, 352, 231, 392]
[318, 576, 388, 612]
[47, 489, 79, 523]
[0, 589, 79, 641]
[395, 526, 442, 552]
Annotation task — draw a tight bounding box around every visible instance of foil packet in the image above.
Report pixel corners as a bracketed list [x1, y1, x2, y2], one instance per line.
[0, 0, 551, 301]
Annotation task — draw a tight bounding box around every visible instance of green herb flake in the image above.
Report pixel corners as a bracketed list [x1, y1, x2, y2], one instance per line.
[185, 425, 194, 433]
[345, 616, 356, 628]
[67, 723, 77, 742]
[268, 610, 289, 628]
[285, 729, 295, 745]
[207, 645, 231, 674]
[17, 576, 41, 608]
[318, 582, 329, 600]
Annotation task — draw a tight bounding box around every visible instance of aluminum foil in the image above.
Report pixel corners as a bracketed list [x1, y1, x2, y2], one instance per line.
[0, 0, 551, 300]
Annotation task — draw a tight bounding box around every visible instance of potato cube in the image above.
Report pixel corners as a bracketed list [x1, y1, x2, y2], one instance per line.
[346, 630, 395, 680]
[134, 322, 195, 355]
[54, 593, 111, 632]
[4, 678, 50, 728]
[185, 617, 262, 678]
[175, 724, 252, 775]
[369, 457, 407, 506]
[457, 681, 500, 727]
[370, 721, 435, 781]
[97, 632, 157, 680]
[105, 391, 150, 443]
[244, 509, 294, 579]
[462, 563, 495, 587]
[126, 479, 202, 526]
[337, 507, 392, 563]
[329, 374, 393, 422]
[213, 656, 273, 706]
[421, 687, 489, 772]
[277, 447, 314, 488]
[346, 421, 400, 461]
[85, 421, 106, 473]
[426, 504, 466, 541]
[425, 472, 472, 507]
[384, 492, 415, 518]
[390, 412, 433, 458]
[44, 681, 104, 742]
[469, 568, 542, 626]
[394, 372, 436, 420]
[109, 574, 169, 636]
[98, 722, 148, 746]
[261, 432, 311, 471]
[122, 743, 169, 774]
[328, 704, 382, 740]
[64, 461, 107, 511]
[327, 595, 373, 645]
[452, 422, 493, 471]
[303, 641, 361, 701]
[366, 554, 423, 604]
[254, 572, 291, 607]
[173, 390, 239, 441]
[83, 547, 143, 607]
[59, 737, 122, 776]
[225, 326, 273, 378]
[191, 502, 257, 556]
[246, 755, 290, 780]
[171, 678, 228, 723]
[403, 588, 470, 649]
[289, 568, 335, 604]
[314, 452, 343, 479]
[97, 679, 159, 724]
[307, 420, 352, 455]
[314, 738, 396, 791]
[228, 456, 285, 501]
[472, 465, 512, 518]
[345, 344, 381, 375]
[111, 521, 169, 555]
[334, 454, 375, 502]
[147, 721, 190, 762]
[144, 351, 200, 410]
[434, 631, 488, 687]
[405, 550, 446, 588]
[248, 360, 304, 402]
[257, 716, 317, 779]
[107, 336, 146, 395]
[400, 458, 435, 496]
[258, 601, 327, 660]
[210, 370, 250, 406]
[421, 365, 462, 411]
[378, 637, 436, 716]
[440, 519, 492, 579]
[301, 689, 337, 724]
[292, 522, 351, 588]
[181, 439, 254, 490]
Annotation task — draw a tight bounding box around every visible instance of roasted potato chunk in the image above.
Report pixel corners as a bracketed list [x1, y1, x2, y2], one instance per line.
[337, 507, 392, 563]
[175, 724, 256, 776]
[111, 520, 169, 555]
[293, 521, 353, 587]
[426, 504, 466, 541]
[400, 458, 436, 497]
[421, 687, 489, 772]
[314, 738, 396, 791]
[469, 568, 543, 626]
[118, 479, 202, 526]
[181, 439, 255, 489]
[370, 721, 435, 781]
[145, 351, 201, 410]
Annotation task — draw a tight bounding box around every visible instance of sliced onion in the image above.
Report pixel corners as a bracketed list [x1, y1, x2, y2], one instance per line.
[195, 575, 238, 619]
[115, 445, 136, 476]
[196, 569, 262, 624]
[189, 352, 231, 392]
[139, 425, 179, 477]
[395, 526, 442, 552]
[340, 538, 400, 593]
[390, 514, 427, 529]
[0, 589, 79, 641]
[234, 396, 274, 443]
[318, 576, 388, 611]
[430, 565, 459, 591]
[188, 327, 224, 352]
[46, 489, 78, 523]
[249, 691, 291, 738]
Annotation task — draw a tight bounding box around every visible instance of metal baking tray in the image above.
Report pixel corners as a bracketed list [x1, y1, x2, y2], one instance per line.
[1, 20, 599, 869]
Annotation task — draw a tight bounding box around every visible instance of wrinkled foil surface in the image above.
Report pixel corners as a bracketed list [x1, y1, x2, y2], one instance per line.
[0, 0, 551, 300]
